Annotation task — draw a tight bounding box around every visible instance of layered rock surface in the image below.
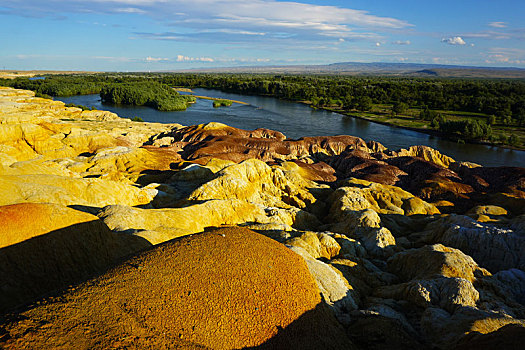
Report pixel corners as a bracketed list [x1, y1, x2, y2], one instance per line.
[1, 87, 525, 349]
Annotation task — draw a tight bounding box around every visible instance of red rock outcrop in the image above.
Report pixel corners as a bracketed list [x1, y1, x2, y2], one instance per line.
[154, 123, 524, 214]
[165, 122, 372, 163]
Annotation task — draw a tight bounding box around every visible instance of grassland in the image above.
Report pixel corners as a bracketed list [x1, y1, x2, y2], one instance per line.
[321, 104, 525, 151]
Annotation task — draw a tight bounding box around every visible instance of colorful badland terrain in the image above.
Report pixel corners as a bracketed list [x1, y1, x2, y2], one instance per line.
[0, 86, 525, 349]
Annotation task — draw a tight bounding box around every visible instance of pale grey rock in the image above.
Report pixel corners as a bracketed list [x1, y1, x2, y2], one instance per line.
[332, 233, 367, 258]
[327, 207, 396, 257]
[420, 214, 525, 272]
[288, 246, 358, 320]
[286, 231, 341, 260]
[375, 276, 479, 313]
[491, 268, 525, 305]
[365, 302, 419, 337]
[387, 243, 486, 282]
[361, 226, 396, 258]
[421, 306, 525, 349]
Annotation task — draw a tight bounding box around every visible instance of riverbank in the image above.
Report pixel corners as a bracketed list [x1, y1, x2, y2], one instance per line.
[192, 95, 249, 105]
[314, 104, 525, 152]
[174, 88, 249, 105]
[0, 70, 97, 79]
[174, 87, 194, 93]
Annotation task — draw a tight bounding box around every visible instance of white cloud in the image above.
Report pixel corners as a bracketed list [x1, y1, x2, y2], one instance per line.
[484, 47, 525, 65]
[205, 29, 266, 36]
[432, 57, 452, 64]
[212, 57, 273, 63]
[15, 54, 48, 60]
[485, 54, 523, 64]
[115, 7, 146, 14]
[489, 22, 507, 28]
[441, 36, 466, 45]
[145, 56, 169, 62]
[176, 55, 214, 62]
[392, 40, 411, 45]
[136, 34, 185, 41]
[461, 31, 512, 40]
[176, 55, 190, 61]
[0, 0, 412, 43]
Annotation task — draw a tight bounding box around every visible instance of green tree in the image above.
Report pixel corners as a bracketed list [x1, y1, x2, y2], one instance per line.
[343, 95, 355, 110]
[392, 101, 408, 115]
[431, 114, 446, 128]
[419, 106, 430, 120]
[357, 96, 372, 111]
[508, 134, 519, 146]
[439, 120, 492, 140]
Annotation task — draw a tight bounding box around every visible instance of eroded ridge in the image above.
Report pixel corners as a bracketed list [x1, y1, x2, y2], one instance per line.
[1, 87, 524, 349]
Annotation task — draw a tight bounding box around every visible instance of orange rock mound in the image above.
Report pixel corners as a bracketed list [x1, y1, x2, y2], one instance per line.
[0, 203, 149, 313]
[1, 227, 353, 349]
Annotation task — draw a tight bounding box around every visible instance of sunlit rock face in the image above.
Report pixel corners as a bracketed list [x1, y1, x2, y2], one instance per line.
[1, 87, 525, 349]
[0, 227, 354, 349]
[0, 202, 149, 313]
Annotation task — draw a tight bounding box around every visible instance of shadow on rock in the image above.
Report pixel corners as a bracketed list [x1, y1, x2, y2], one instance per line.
[0, 220, 151, 314]
[454, 323, 525, 350]
[246, 302, 355, 350]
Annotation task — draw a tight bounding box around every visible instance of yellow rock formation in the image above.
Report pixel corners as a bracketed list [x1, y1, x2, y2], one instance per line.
[0, 202, 149, 312]
[1, 87, 525, 349]
[394, 145, 456, 168]
[0, 227, 354, 349]
[330, 177, 440, 217]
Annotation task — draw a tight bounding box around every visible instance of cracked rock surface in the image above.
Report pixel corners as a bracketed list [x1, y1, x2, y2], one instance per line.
[1, 87, 525, 349]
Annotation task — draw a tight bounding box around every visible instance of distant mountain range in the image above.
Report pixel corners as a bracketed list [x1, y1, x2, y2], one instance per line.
[177, 61, 525, 78]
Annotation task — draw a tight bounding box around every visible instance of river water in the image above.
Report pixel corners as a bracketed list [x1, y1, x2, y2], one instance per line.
[56, 88, 524, 167]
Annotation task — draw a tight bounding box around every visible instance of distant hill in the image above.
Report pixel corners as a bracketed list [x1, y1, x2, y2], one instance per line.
[2, 63, 524, 79]
[0, 70, 96, 79]
[177, 61, 525, 79]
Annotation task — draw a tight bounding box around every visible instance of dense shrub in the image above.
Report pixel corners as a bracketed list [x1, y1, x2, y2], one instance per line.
[392, 101, 408, 115]
[213, 99, 233, 108]
[439, 120, 492, 140]
[100, 81, 195, 111]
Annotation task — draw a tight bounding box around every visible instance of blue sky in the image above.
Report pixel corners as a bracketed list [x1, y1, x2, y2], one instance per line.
[0, 0, 524, 71]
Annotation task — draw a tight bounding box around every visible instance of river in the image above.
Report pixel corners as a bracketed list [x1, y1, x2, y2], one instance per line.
[56, 88, 525, 167]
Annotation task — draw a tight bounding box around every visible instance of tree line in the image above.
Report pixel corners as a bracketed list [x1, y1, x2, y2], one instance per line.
[159, 73, 525, 127]
[3, 73, 523, 125]
[0, 75, 196, 111]
[1, 73, 523, 144]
